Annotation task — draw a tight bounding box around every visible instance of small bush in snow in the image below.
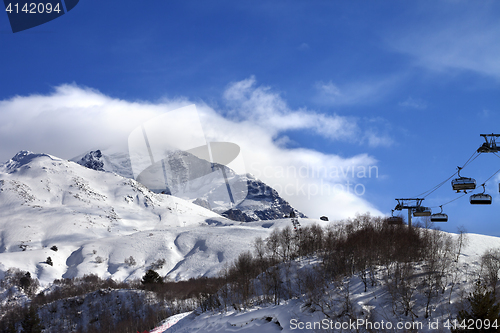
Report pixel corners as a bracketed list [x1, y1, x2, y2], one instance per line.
[20, 272, 32, 290]
[95, 256, 104, 264]
[150, 258, 166, 270]
[125, 256, 137, 266]
[50, 245, 58, 252]
[0, 268, 40, 297]
[46, 257, 53, 266]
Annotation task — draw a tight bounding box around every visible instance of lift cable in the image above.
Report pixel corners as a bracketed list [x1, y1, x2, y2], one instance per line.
[395, 139, 499, 218]
[428, 193, 468, 209]
[412, 150, 481, 198]
[481, 166, 500, 184]
[462, 150, 482, 168]
[428, 166, 500, 209]
[414, 172, 457, 198]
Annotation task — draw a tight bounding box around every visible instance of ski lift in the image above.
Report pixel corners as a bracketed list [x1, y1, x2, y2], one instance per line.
[477, 134, 500, 153]
[451, 167, 476, 192]
[386, 210, 403, 225]
[452, 178, 476, 192]
[470, 194, 492, 205]
[470, 184, 492, 205]
[413, 206, 432, 217]
[387, 217, 403, 225]
[430, 206, 448, 222]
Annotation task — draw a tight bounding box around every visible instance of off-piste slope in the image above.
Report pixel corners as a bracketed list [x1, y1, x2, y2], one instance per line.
[0, 151, 317, 285]
[162, 232, 500, 333]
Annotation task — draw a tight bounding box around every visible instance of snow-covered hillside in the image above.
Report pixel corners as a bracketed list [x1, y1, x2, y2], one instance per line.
[161, 232, 500, 333]
[73, 149, 306, 222]
[72, 149, 133, 179]
[0, 151, 316, 285]
[5, 151, 500, 333]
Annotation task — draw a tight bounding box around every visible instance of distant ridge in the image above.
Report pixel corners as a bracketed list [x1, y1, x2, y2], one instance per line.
[73, 149, 306, 221]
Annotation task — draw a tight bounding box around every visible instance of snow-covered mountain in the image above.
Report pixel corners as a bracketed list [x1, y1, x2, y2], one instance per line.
[161, 232, 496, 333]
[220, 176, 306, 221]
[1, 152, 497, 333]
[0, 151, 309, 285]
[72, 149, 133, 179]
[73, 149, 305, 222]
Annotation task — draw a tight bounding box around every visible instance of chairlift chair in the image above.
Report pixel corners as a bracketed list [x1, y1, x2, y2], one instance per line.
[430, 206, 448, 222]
[470, 184, 492, 205]
[470, 193, 492, 205]
[430, 213, 448, 222]
[451, 167, 476, 192]
[387, 216, 403, 225]
[452, 177, 477, 192]
[413, 206, 432, 217]
[386, 210, 403, 225]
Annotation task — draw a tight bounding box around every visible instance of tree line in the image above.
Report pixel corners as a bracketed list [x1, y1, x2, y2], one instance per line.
[4, 214, 500, 332]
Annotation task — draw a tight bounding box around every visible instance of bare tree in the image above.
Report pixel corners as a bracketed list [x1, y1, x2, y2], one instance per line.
[386, 261, 419, 319]
[232, 251, 256, 308]
[480, 248, 500, 294]
[266, 229, 281, 264]
[253, 237, 266, 262]
[420, 229, 453, 318]
[279, 226, 293, 262]
[455, 225, 469, 262]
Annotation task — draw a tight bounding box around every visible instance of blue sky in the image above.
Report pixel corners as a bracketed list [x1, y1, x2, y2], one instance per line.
[1, 1, 500, 235]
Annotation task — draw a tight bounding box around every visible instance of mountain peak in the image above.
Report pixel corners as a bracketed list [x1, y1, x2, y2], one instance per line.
[12, 150, 44, 162]
[72, 149, 134, 178]
[2, 150, 58, 173]
[71, 149, 306, 221]
[76, 149, 105, 172]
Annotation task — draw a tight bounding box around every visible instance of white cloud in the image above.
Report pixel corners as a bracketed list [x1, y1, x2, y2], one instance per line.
[314, 77, 399, 106]
[223, 77, 360, 141]
[0, 80, 384, 220]
[298, 43, 310, 51]
[399, 97, 427, 110]
[387, 5, 500, 80]
[223, 77, 393, 146]
[479, 110, 490, 118]
[315, 81, 342, 101]
[364, 130, 393, 148]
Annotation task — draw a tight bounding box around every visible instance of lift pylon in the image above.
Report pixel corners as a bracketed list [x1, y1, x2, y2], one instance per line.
[394, 198, 428, 228]
[477, 134, 500, 153]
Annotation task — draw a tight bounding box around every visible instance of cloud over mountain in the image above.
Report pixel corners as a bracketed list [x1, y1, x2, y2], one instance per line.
[0, 80, 383, 219]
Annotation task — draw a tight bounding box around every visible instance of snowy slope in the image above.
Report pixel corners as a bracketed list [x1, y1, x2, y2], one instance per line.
[0, 151, 321, 285]
[71, 149, 133, 179]
[161, 232, 500, 333]
[0, 152, 287, 284]
[2, 152, 499, 333]
[73, 149, 306, 221]
[12, 150, 500, 333]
